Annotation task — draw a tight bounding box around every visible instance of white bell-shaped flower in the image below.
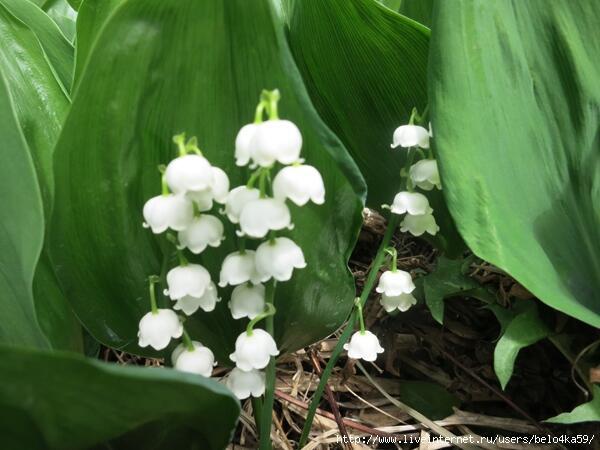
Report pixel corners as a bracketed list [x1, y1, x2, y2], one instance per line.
[165, 264, 212, 300]
[210, 167, 230, 204]
[235, 123, 258, 167]
[380, 292, 417, 313]
[255, 238, 306, 282]
[173, 282, 220, 315]
[391, 124, 430, 149]
[219, 251, 261, 287]
[178, 215, 224, 254]
[224, 186, 261, 223]
[186, 189, 213, 212]
[165, 154, 214, 193]
[249, 119, 302, 166]
[143, 194, 193, 233]
[400, 212, 440, 236]
[229, 283, 266, 320]
[273, 165, 325, 206]
[138, 309, 183, 350]
[376, 270, 415, 296]
[343, 331, 384, 362]
[390, 191, 432, 216]
[225, 368, 266, 400]
[239, 198, 292, 238]
[229, 329, 279, 371]
[172, 341, 215, 377]
[409, 159, 441, 190]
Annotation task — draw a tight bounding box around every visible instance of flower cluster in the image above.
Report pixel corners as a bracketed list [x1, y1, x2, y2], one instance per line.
[137, 89, 324, 401]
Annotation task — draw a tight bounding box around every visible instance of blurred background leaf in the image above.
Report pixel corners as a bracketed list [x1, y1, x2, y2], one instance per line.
[51, 0, 365, 362]
[42, 0, 78, 43]
[429, 0, 600, 327]
[0, 345, 240, 450]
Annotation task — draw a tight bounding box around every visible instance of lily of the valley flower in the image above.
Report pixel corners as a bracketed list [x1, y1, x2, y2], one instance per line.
[255, 237, 306, 282]
[165, 154, 214, 193]
[380, 292, 417, 313]
[185, 167, 230, 212]
[273, 164, 325, 206]
[138, 309, 182, 350]
[235, 123, 259, 167]
[376, 270, 415, 296]
[343, 330, 384, 362]
[238, 198, 292, 238]
[249, 119, 303, 167]
[143, 194, 193, 233]
[173, 282, 220, 315]
[224, 186, 261, 224]
[165, 264, 212, 300]
[229, 283, 266, 320]
[400, 212, 440, 236]
[225, 368, 266, 400]
[229, 328, 279, 371]
[391, 124, 430, 149]
[172, 341, 216, 377]
[178, 215, 224, 254]
[219, 251, 261, 287]
[390, 191, 432, 216]
[409, 159, 441, 191]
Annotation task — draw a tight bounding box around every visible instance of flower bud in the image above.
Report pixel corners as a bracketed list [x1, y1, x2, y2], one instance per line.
[224, 186, 260, 223]
[143, 194, 193, 233]
[165, 154, 214, 193]
[172, 341, 215, 377]
[380, 292, 417, 313]
[239, 198, 291, 238]
[249, 119, 302, 166]
[219, 251, 261, 287]
[255, 237, 306, 282]
[138, 309, 183, 350]
[390, 191, 432, 216]
[225, 368, 266, 400]
[229, 329, 279, 371]
[343, 331, 384, 361]
[391, 125, 429, 149]
[229, 283, 266, 320]
[409, 159, 441, 191]
[376, 270, 415, 296]
[400, 213, 440, 236]
[165, 264, 212, 300]
[178, 215, 224, 254]
[173, 282, 220, 315]
[273, 165, 325, 206]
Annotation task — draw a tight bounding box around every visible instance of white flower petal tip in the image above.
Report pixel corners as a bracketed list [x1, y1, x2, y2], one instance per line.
[166, 264, 212, 300]
[409, 159, 441, 191]
[400, 213, 440, 237]
[249, 119, 302, 167]
[210, 167, 230, 204]
[178, 215, 224, 254]
[219, 251, 261, 287]
[165, 154, 214, 193]
[143, 194, 193, 233]
[173, 282, 220, 315]
[225, 186, 261, 223]
[273, 165, 325, 206]
[390, 191, 432, 216]
[235, 123, 259, 167]
[380, 293, 417, 313]
[225, 368, 266, 400]
[137, 309, 182, 350]
[239, 198, 291, 238]
[391, 125, 430, 149]
[375, 270, 415, 296]
[343, 331, 384, 362]
[229, 329, 279, 371]
[255, 237, 306, 282]
[229, 283, 266, 320]
[172, 341, 215, 377]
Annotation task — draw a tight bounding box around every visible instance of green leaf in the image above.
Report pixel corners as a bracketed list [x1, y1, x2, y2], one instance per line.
[0, 345, 240, 449]
[429, 1, 600, 326]
[51, 0, 365, 361]
[546, 386, 600, 424]
[43, 0, 78, 43]
[0, 0, 74, 93]
[398, 0, 433, 27]
[286, 0, 464, 255]
[0, 74, 48, 348]
[493, 301, 550, 389]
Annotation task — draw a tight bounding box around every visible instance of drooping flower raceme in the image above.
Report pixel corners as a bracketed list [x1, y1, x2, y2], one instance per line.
[226, 368, 266, 399]
[172, 341, 216, 377]
[273, 165, 325, 206]
[391, 124, 430, 149]
[344, 330, 384, 362]
[229, 283, 266, 320]
[138, 308, 183, 351]
[229, 328, 280, 371]
[255, 237, 306, 282]
[376, 269, 415, 296]
[380, 292, 417, 313]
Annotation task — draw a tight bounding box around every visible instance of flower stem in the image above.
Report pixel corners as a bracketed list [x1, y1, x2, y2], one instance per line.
[354, 298, 366, 334]
[182, 328, 194, 352]
[254, 101, 266, 124]
[246, 302, 276, 336]
[161, 175, 170, 196]
[259, 280, 277, 449]
[298, 213, 401, 447]
[148, 275, 160, 314]
[173, 133, 187, 157]
[385, 247, 398, 272]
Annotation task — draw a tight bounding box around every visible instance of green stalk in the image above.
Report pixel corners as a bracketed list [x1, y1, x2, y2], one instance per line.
[298, 213, 401, 447]
[259, 280, 276, 449]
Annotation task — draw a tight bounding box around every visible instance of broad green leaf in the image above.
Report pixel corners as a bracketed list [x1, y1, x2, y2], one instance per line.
[51, 0, 365, 361]
[1, 0, 73, 93]
[0, 345, 240, 449]
[73, 0, 123, 88]
[546, 386, 600, 424]
[398, 0, 433, 27]
[0, 74, 48, 348]
[493, 301, 550, 389]
[286, 0, 464, 255]
[429, 1, 600, 326]
[43, 0, 78, 43]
